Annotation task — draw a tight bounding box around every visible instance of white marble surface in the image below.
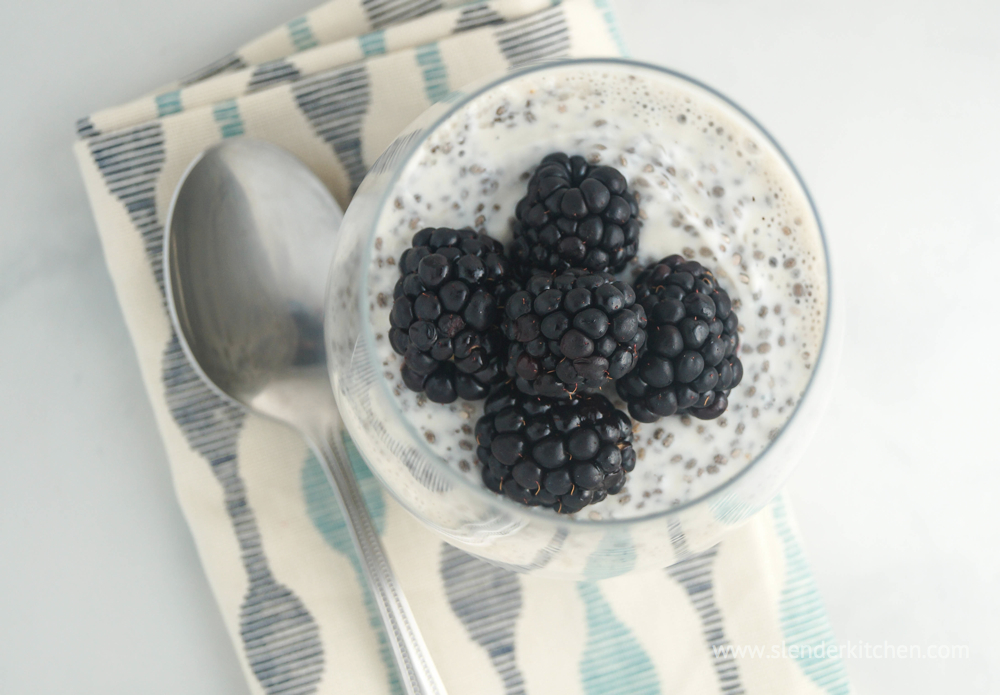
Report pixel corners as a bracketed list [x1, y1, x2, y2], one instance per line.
[1, 0, 996, 692]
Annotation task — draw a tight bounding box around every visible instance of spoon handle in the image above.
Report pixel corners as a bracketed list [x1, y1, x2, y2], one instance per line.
[309, 423, 448, 695]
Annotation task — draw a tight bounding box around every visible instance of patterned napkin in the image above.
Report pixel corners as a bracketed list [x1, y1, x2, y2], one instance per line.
[73, 1, 851, 693]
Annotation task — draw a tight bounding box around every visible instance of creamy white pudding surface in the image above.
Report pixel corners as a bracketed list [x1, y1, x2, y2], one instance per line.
[365, 64, 827, 520]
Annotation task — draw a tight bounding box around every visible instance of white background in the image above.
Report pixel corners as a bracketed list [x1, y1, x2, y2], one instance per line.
[1, 0, 997, 692]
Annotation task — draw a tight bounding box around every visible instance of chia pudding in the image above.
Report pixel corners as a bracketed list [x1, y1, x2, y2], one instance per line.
[365, 63, 827, 520]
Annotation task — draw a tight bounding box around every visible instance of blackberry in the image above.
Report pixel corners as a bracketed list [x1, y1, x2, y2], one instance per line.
[389, 227, 514, 403]
[510, 153, 641, 275]
[475, 383, 636, 514]
[502, 268, 646, 399]
[616, 255, 743, 422]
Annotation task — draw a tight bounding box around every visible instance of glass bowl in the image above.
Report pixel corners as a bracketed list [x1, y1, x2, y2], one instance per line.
[325, 58, 840, 580]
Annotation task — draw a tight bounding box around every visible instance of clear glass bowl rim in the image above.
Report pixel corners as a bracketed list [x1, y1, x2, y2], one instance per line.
[351, 56, 832, 527]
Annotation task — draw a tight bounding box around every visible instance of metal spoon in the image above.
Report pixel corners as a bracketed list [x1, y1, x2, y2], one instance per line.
[165, 138, 447, 695]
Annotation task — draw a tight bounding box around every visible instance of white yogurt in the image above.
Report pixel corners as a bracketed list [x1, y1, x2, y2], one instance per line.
[365, 63, 827, 520]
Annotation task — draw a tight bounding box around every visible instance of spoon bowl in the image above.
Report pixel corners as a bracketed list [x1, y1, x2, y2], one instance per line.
[166, 139, 339, 424]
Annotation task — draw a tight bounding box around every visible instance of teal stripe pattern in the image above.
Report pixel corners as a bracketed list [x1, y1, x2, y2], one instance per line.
[301, 442, 401, 695]
[710, 492, 759, 526]
[592, 0, 628, 57]
[415, 43, 450, 103]
[154, 90, 182, 117]
[582, 530, 637, 581]
[359, 30, 388, 57]
[212, 99, 245, 139]
[577, 532, 660, 695]
[772, 495, 851, 695]
[288, 16, 319, 52]
[577, 583, 661, 695]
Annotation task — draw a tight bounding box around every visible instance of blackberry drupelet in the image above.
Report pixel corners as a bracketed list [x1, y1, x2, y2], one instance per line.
[389, 227, 513, 403]
[510, 152, 641, 275]
[616, 255, 743, 422]
[475, 383, 636, 514]
[502, 268, 646, 399]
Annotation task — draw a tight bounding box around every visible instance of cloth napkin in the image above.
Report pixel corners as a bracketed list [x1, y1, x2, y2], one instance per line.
[74, 1, 851, 693]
